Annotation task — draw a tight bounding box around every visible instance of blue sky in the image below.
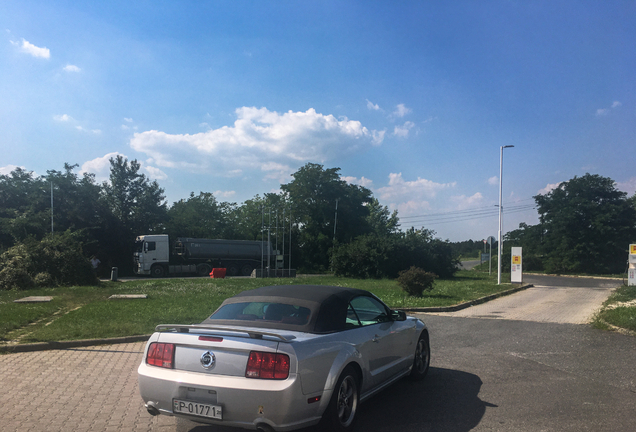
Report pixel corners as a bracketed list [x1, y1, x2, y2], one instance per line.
[1, 1, 635, 242]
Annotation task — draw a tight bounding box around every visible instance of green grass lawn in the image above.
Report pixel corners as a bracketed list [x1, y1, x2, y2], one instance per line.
[593, 284, 636, 333]
[1, 271, 510, 344]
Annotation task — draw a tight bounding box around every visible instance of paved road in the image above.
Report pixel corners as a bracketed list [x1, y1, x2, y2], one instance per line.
[434, 274, 620, 324]
[459, 260, 481, 270]
[1, 275, 634, 432]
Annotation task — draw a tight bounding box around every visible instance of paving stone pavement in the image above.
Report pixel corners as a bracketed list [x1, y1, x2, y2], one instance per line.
[0, 341, 175, 432]
[429, 284, 615, 324]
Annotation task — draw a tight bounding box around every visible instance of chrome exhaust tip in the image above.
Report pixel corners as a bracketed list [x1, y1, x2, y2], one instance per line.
[145, 402, 160, 416]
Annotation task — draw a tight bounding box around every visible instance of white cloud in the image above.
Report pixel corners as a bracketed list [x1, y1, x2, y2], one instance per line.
[80, 152, 125, 182]
[214, 190, 236, 199]
[261, 162, 295, 182]
[488, 176, 499, 185]
[12, 38, 50, 58]
[54, 114, 72, 122]
[450, 192, 484, 209]
[121, 125, 130, 130]
[342, 176, 373, 188]
[129, 107, 381, 176]
[144, 165, 168, 180]
[76, 126, 101, 134]
[63, 64, 81, 72]
[537, 182, 562, 195]
[366, 99, 380, 111]
[395, 200, 432, 217]
[392, 103, 412, 118]
[596, 101, 622, 117]
[371, 129, 385, 146]
[393, 121, 414, 138]
[0, 164, 25, 175]
[616, 177, 636, 195]
[376, 173, 455, 202]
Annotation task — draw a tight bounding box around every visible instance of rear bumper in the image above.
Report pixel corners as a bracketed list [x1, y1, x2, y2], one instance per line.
[138, 362, 325, 431]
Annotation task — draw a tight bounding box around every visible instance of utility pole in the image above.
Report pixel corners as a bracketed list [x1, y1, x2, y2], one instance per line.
[333, 199, 339, 241]
[50, 181, 54, 233]
[261, 205, 264, 278]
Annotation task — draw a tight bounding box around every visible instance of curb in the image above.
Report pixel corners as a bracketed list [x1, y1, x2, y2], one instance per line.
[0, 334, 151, 354]
[398, 283, 534, 313]
[596, 318, 636, 337]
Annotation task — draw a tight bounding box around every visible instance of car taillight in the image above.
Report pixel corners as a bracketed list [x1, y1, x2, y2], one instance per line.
[245, 351, 290, 379]
[146, 342, 175, 369]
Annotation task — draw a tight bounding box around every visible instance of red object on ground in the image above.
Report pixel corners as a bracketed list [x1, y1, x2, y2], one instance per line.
[210, 268, 227, 279]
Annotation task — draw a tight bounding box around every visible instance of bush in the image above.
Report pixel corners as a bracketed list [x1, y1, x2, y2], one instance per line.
[332, 229, 459, 279]
[33, 272, 54, 287]
[397, 266, 438, 297]
[0, 231, 97, 290]
[331, 235, 392, 279]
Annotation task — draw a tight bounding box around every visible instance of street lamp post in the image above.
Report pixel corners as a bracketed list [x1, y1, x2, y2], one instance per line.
[498, 145, 514, 284]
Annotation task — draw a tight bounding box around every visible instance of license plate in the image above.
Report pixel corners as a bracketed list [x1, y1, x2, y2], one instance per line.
[173, 399, 222, 420]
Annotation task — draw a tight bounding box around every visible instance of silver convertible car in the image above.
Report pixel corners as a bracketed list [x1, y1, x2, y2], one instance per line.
[138, 285, 430, 432]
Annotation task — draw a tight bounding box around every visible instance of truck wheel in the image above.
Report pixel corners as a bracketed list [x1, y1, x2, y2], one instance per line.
[196, 264, 212, 277]
[241, 264, 253, 276]
[227, 264, 239, 277]
[150, 264, 165, 278]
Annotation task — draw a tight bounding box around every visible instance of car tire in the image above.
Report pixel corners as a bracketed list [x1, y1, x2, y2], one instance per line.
[150, 264, 165, 278]
[409, 331, 430, 380]
[196, 263, 212, 277]
[321, 365, 359, 432]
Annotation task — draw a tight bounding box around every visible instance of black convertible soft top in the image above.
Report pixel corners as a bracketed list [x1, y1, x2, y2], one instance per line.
[202, 285, 385, 334]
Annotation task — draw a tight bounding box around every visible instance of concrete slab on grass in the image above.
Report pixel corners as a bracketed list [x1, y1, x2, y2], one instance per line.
[13, 296, 53, 303]
[108, 294, 148, 299]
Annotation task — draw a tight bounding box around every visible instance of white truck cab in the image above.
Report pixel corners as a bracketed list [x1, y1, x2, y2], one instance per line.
[134, 235, 170, 276]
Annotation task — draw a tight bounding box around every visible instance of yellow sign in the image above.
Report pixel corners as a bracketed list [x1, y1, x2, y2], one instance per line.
[631, 244, 636, 255]
[512, 255, 521, 264]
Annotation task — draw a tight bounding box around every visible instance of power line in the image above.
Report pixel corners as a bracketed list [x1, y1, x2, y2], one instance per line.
[399, 198, 535, 221]
[398, 200, 537, 227]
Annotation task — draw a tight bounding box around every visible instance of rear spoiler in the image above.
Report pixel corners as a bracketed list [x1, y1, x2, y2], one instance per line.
[154, 324, 296, 342]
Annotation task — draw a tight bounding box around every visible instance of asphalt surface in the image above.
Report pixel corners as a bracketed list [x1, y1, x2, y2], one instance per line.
[1, 275, 634, 432]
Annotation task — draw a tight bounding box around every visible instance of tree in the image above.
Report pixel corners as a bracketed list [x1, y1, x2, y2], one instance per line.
[167, 192, 233, 239]
[503, 222, 545, 271]
[102, 156, 167, 235]
[100, 156, 168, 274]
[0, 167, 49, 247]
[366, 198, 399, 237]
[45, 164, 104, 234]
[281, 163, 373, 271]
[534, 173, 636, 274]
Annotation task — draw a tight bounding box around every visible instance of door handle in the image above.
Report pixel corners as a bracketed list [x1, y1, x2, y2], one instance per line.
[372, 335, 380, 343]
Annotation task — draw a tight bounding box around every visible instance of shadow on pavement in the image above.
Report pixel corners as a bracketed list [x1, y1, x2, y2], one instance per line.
[178, 367, 491, 432]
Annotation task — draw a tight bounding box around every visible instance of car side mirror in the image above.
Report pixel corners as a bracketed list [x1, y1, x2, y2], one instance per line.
[391, 310, 407, 321]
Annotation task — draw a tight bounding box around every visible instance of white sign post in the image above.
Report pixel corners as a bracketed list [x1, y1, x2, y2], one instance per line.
[511, 247, 522, 284]
[487, 236, 495, 275]
[629, 244, 636, 287]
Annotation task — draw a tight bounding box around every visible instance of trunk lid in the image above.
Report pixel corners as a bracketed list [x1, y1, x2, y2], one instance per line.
[154, 325, 293, 377]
